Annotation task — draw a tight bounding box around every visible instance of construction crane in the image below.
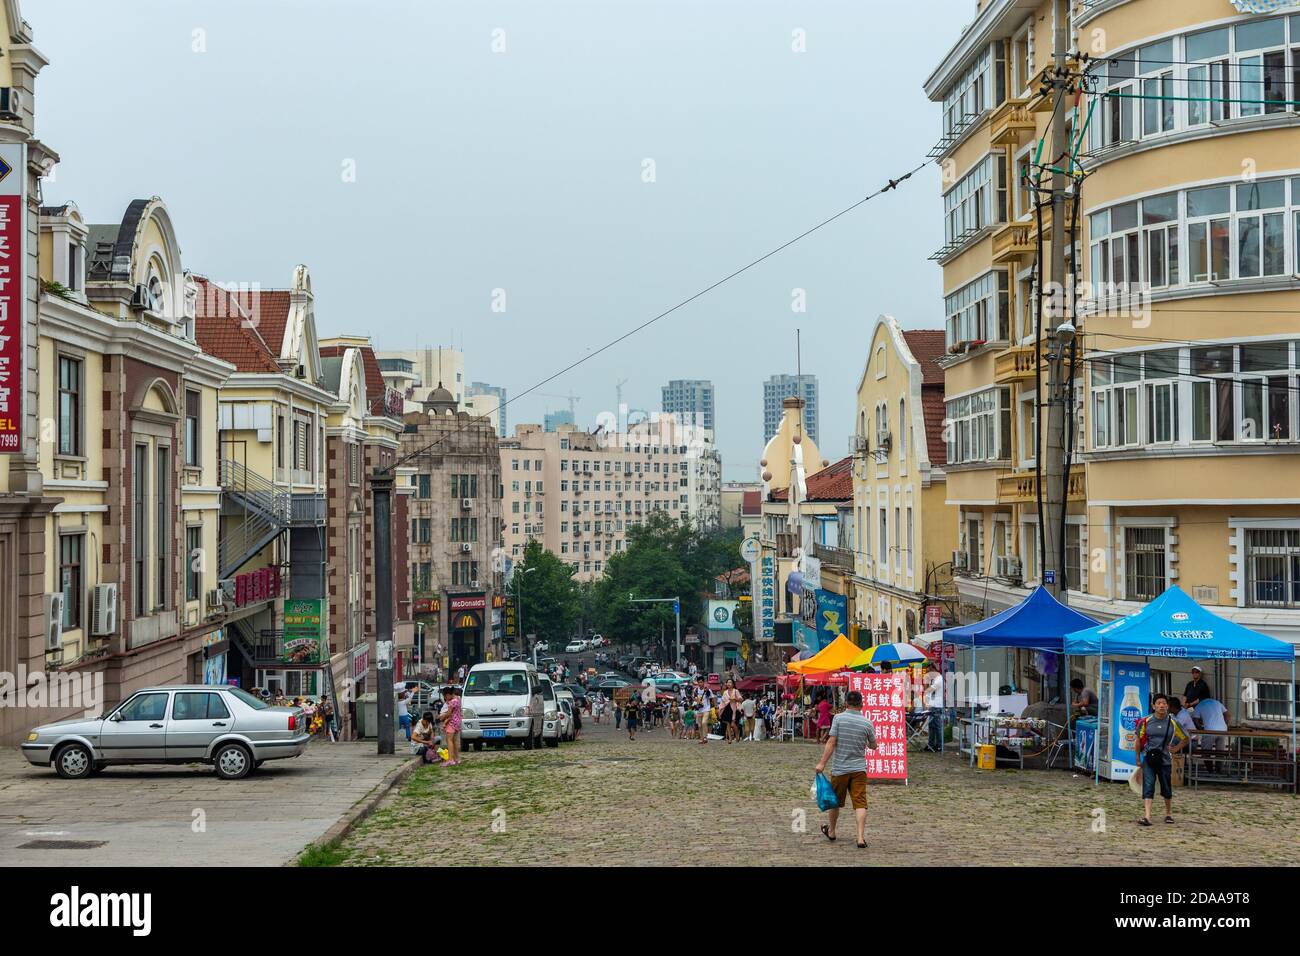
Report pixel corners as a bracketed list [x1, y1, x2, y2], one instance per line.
[536, 390, 581, 420]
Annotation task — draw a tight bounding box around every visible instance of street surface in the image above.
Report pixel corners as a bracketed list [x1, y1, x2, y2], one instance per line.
[0, 741, 407, 866]
[335, 713, 1300, 866]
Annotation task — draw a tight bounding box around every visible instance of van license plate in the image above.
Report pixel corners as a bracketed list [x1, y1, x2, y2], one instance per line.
[483, 729, 506, 739]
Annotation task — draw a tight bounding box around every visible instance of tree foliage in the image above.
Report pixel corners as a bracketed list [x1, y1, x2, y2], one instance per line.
[511, 539, 580, 643]
[592, 513, 743, 651]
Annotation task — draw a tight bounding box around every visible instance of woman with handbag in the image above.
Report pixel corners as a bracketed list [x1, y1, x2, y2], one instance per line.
[720, 679, 743, 743]
[1135, 694, 1188, 826]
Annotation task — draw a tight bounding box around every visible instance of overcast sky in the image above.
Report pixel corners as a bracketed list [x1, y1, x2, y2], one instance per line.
[34, 0, 976, 480]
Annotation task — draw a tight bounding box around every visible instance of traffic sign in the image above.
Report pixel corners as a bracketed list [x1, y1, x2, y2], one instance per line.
[672, 599, 680, 616]
[740, 537, 759, 563]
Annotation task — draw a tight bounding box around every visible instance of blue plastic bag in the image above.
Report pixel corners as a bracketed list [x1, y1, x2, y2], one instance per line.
[814, 773, 838, 811]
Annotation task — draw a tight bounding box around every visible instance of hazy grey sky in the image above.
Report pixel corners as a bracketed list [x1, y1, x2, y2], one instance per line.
[35, 0, 975, 479]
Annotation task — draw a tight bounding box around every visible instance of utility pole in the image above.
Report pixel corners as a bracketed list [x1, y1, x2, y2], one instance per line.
[372, 471, 396, 755]
[1041, 0, 1071, 608]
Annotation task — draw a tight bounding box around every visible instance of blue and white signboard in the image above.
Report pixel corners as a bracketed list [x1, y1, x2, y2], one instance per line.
[758, 549, 776, 642]
[1105, 660, 1149, 782]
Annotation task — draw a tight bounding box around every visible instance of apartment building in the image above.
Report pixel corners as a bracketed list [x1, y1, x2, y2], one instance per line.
[683, 429, 723, 530]
[467, 381, 507, 437]
[499, 416, 707, 582]
[400, 386, 503, 671]
[194, 268, 334, 698]
[850, 319, 958, 643]
[376, 346, 465, 411]
[763, 373, 819, 444]
[661, 379, 715, 429]
[925, 0, 1299, 708]
[721, 481, 762, 531]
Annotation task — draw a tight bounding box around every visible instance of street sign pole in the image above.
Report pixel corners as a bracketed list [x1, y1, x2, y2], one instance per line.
[372, 471, 395, 756]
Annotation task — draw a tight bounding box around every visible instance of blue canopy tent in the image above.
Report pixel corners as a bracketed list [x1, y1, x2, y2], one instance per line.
[1064, 585, 1297, 786]
[943, 587, 1099, 759]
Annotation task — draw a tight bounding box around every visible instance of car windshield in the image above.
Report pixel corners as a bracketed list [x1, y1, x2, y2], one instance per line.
[227, 687, 269, 710]
[465, 669, 531, 696]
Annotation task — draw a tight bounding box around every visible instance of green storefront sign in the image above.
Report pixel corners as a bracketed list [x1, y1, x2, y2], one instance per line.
[282, 598, 323, 665]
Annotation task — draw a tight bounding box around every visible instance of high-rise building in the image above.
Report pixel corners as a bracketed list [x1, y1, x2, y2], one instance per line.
[376, 347, 465, 409]
[468, 382, 508, 437]
[544, 409, 574, 432]
[763, 374, 818, 444]
[661, 379, 715, 429]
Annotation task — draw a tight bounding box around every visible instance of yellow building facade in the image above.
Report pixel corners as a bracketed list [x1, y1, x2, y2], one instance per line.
[851, 317, 959, 644]
[925, 0, 1299, 712]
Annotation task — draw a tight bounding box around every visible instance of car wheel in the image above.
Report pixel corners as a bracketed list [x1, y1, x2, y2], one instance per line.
[213, 742, 253, 780]
[545, 736, 559, 748]
[53, 743, 94, 780]
[252, 760, 265, 772]
[523, 733, 534, 750]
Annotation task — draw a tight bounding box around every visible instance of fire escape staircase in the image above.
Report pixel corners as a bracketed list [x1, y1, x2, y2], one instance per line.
[219, 459, 291, 579]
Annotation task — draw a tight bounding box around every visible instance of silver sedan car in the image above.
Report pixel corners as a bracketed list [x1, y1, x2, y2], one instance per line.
[21, 685, 310, 780]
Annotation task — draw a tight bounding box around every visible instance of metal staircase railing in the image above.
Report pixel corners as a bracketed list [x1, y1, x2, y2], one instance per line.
[219, 459, 291, 578]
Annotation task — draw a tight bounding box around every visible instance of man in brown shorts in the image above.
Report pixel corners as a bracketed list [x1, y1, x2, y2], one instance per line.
[814, 689, 877, 849]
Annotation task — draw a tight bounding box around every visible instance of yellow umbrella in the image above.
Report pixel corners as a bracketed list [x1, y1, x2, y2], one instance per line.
[786, 634, 862, 674]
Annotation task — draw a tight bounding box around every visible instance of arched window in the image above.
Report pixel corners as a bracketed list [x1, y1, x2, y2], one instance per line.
[899, 398, 907, 459]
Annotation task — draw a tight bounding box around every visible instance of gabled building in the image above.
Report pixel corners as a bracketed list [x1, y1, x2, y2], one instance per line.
[194, 267, 334, 699]
[35, 197, 233, 713]
[850, 318, 957, 644]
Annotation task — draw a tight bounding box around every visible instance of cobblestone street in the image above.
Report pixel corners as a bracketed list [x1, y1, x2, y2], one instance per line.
[336, 717, 1300, 866]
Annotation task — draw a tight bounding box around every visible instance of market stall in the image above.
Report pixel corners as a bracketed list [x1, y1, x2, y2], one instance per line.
[944, 587, 1098, 767]
[1064, 585, 1297, 790]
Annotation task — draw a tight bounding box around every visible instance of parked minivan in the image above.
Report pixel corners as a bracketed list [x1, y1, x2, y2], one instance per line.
[536, 673, 563, 748]
[460, 662, 544, 750]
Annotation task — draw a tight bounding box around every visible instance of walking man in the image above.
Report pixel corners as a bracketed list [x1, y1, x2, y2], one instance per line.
[1136, 694, 1187, 827]
[814, 689, 877, 849]
[924, 663, 945, 752]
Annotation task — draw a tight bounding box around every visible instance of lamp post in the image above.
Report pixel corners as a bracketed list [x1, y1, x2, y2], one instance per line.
[514, 566, 537, 664]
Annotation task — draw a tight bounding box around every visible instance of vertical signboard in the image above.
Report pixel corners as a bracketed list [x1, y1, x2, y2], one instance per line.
[849, 672, 908, 781]
[1100, 660, 1149, 782]
[282, 598, 323, 664]
[758, 549, 776, 642]
[0, 145, 25, 454]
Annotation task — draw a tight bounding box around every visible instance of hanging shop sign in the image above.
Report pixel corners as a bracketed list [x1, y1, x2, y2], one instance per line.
[281, 598, 323, 665]
[0, 144, 24, 455]
[850, 672, 909, 781]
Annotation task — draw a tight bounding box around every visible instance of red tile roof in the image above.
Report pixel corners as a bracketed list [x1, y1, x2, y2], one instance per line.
[902, 330, 946, 385]
[319, 343, 393, 416]
[193, 277, 281, 373]
[921, 386, 947, 467]
[741, 490, 761, 515]
[770, 456, 853, 503]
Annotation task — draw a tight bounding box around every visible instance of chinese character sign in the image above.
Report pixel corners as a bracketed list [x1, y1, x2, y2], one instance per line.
[758, 550, 776, 642]
[850, 672, 908, 780]
[0, 144, 25, 454]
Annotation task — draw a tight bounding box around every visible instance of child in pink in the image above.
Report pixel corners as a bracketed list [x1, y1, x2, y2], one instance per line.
[438, 686, 462, 765]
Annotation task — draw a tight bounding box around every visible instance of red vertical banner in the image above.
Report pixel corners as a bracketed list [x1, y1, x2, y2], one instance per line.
[849, 672, 909, 781]
[0, 146, 25, 454]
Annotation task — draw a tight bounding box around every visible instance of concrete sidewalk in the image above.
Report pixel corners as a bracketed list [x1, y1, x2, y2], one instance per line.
[0, 739, 410, 866]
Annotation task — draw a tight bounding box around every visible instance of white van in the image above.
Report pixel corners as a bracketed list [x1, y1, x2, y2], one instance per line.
[460, 661, 544, 750]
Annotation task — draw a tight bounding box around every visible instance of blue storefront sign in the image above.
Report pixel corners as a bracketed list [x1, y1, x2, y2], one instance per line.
[815, 590, 848, 651]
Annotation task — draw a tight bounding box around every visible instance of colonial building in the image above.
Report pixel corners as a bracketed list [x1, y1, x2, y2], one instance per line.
[0, 0, 60, 746]
[400, 386, 503, 671]
[319, 333, 414, 712]
[850, 318, 957, 644]
[33, 197, 233, 716]
[924, 0, 1300, 713]
[194, 268, 334, 700]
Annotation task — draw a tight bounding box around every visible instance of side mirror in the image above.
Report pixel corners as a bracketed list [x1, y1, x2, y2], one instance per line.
[109, 712, 123, 722]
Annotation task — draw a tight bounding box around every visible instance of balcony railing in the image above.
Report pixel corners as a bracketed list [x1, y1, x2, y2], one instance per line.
[997, 465, 1086, 505]
[990, 99, 1035, 146]
[993, 344, 1047, 385]
[992, 222, 1034, 264]
[813, 542, 855, 572]
[290, 492, 326, 526]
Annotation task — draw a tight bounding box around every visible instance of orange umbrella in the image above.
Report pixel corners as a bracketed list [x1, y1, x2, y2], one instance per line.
[785, 634, 861, 674]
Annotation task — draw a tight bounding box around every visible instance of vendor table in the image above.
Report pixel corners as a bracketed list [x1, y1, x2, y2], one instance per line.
[1187, 729, 1297, 791]
[959, 715, 1058, 769]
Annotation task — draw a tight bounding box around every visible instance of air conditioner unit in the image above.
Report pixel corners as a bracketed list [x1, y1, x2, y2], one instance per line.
[851, 434, 870, 455]
[1192, 585, 1219, 605]
[951, 550, 969, 571]
[995, 555, 1023, 578]
[206, 588, 226, 613]
[470, 580, 481, 589]
[460, 542, 473, 553]
[129, 283, 152, 311]
[43, 593, 64, 652]
[876, 430, 892, 452]
[90, 583, 118, 636]
[0, 87, 23, 121]
[461, 498, 473, 509]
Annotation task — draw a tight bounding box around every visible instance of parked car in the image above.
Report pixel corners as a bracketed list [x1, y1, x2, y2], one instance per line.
[595, 678, 629, 690]
[617, 654, 636, 671]
[459, 662, 544, 751]
[536, 673, 563, 748]
[564, 640, 586, 653]
[562, 683, 588, 711]
[589, 634, 607, 647]
[22, 685, 309, 781]
[553, 686, 578, 741]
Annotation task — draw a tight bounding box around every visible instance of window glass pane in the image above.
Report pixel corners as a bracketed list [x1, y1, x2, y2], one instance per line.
[1091, 358, 1112, 386]
[1234, 17, 1286, 53]
[1237, 180, 1285, 211]
[1240, 342, 1290, 372]
[1192, 381, 1212, 441]
[1187, 186, 1230, 217]
[1114, 354, 1142, 383]
[1242, 380, 1264, 439]
[1141, 193, 1176, 223]
[1192, 345, 1233, 375]
[1186, 27, 1229, 61]
[1144, 349, 1179, 378]
[1189, 221, 1208, 280]
[1110, 201, 1138, 231]
[1090, 210, 1109, 236]
[1108, 58, 1135, 86]
[1211, 218, 1231, 278]
[1262, 212, 1285, 275]
[1239, 216, 1261, 277]
[1138, 39, 1174, 72]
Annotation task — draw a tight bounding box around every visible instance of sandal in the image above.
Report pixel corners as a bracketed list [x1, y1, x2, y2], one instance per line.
[819, 824, 836, 842]
[857, 841, 867, 849]
[1138, 817, 1152, 827]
